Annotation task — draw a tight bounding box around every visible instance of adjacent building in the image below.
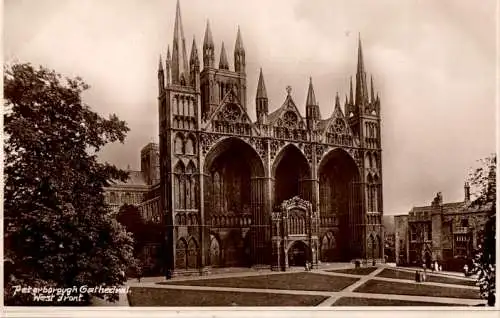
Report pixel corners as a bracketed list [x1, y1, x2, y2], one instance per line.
[394, 183, 492, 270]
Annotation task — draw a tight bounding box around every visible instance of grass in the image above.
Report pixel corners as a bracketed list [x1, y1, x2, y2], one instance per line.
[128, 287, 327, 306]
[354, 280, 481, 299]
[328, 267, 378, 276]
[377, 269, 477, 287]
[160, 272, 358, 292]
[332, 297, 461, 306]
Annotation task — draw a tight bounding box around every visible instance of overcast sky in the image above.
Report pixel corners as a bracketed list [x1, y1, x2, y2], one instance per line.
[5, 0, 497, 215]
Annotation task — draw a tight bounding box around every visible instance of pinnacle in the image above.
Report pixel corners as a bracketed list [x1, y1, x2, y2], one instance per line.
[235, 26, 244, 52]
[256, 68, 267, 99]
[306, 77, 317, 106]
[203, 20, 214, 48]
[219, 42, 229, 70]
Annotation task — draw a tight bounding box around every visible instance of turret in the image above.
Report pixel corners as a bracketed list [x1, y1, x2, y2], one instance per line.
[203, 20, 215, 69]
[305, 77, 320, 130]
[256, 68, 268, 124]
[234, 26, 245, 74]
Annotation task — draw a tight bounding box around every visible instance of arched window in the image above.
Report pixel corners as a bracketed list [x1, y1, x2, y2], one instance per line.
[174, 134, 184, 154]
[176, 239, 187, 269]
[209, 234, 221, 266]
[174, 162, 185, 209]
[187, 239, 198, 268]
[185, 136, 196, 155]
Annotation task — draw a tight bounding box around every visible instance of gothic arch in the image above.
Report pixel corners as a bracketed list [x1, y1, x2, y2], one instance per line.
[320, 231, 337, 262]
[174, 133, 184, 154]
[318, 148, 362, 260]
[271, 144, 310, 177]
[272, 144, 311, 206]
[187, 238, 199, 268]
[209, 233, 222, 267]
[204, 137, 264, 177]
[185, 134, 196, 155]
[176, 238, 188, 269]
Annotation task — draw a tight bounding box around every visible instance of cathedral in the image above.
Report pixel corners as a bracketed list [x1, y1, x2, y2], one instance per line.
[152, 0, 383, 275]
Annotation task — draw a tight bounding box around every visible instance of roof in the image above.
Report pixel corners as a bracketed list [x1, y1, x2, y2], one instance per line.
[110, 170, 147, 187]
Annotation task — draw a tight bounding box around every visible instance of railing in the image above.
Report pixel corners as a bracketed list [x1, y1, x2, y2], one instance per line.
[454, 226, 469, 234]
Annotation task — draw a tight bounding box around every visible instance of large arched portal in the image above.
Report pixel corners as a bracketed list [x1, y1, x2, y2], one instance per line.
[204, 137, 265, 267]
[272, 145, 311, 208]
[319, 149, 362, 261]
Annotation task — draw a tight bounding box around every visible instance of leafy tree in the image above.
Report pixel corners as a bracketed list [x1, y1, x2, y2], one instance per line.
[4, 63, 135, 305]
[468, 154, 496, 306]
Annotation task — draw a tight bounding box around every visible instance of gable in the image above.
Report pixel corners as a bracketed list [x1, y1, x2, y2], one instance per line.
[322, 104, 355, 146]
[204, 89, 258, 136]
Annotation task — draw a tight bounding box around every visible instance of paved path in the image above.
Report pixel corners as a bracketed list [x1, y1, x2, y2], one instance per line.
[124, 265, 485, 307]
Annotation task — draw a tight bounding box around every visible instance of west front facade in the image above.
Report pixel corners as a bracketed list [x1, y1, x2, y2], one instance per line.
[154, 0, 384, 276]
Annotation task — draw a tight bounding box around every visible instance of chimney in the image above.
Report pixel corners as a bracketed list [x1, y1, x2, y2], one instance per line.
[464, 182, 471, 202]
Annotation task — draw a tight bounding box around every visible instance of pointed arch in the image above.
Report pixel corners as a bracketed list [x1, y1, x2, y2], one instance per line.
[185, 134, 196, 155]
[174, 133, 184, 154]
[209, 233, 221, 266]
[187, 238, 198, 268]
[272, 144, 311, 206]
[176, 238, 188, 269]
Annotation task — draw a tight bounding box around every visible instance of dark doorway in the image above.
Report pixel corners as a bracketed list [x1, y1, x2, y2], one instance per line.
[288, 241, 310, 267]
[273, 145, 310, 207]
[318, 149, 361, 260]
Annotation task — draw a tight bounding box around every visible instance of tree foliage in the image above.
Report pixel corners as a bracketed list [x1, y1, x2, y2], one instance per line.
[4, 63, 135, 305]
[468, 154, 496, 306]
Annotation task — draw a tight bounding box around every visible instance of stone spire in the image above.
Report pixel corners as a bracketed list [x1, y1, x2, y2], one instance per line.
[190, 36, 200, 89]
[355, 34, 369, 106]
[234, 26, 245, 74]
[306, 77, 318, 106]
[166, 46, 171, 85]
[219, 42, 229, 70]
[370, 74, 375, 103]
[256, 68, 268, 124]
[171, 0, 189, 85]
[158, 54, 164, 94]
[203, 20, 215, 68]
[256, 68, 267, 99]
[190, 36, 200, 68]
[306, 77, 320, 130]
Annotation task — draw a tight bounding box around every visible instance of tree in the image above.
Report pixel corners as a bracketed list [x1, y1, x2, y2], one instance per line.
[468, 154, 496, 306]
[116, 204, 146, 255]
[3, 63, 135, 305]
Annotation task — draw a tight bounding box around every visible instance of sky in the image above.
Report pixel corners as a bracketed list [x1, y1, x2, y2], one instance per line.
[4, 0, 498, 215]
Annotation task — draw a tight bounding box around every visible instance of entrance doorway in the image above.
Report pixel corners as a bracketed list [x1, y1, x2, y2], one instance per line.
[288, 241, 310, 267]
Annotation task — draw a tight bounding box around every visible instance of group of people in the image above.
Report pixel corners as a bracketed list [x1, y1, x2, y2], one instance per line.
[415, 261, 443, 282]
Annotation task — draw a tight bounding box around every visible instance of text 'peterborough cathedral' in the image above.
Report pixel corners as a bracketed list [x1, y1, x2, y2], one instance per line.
[107, 0, 384, 275]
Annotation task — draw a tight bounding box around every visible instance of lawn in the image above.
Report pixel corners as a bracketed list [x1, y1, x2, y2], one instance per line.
[161, 272, 358, 292]
[332, 297, 461, 306]
[377, 269, 477, 287]
[354, 280, 481, 299]
[128, 287, 327, 306]
[328, 267, 378, 276]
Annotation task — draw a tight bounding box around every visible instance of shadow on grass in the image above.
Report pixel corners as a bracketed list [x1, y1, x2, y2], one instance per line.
[377, 269, 477, 287]
[354, 280, 481, 299]
[332, 297, 464, 306]
[128, 287, 327, 306]
[160, 272, 358, 292]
